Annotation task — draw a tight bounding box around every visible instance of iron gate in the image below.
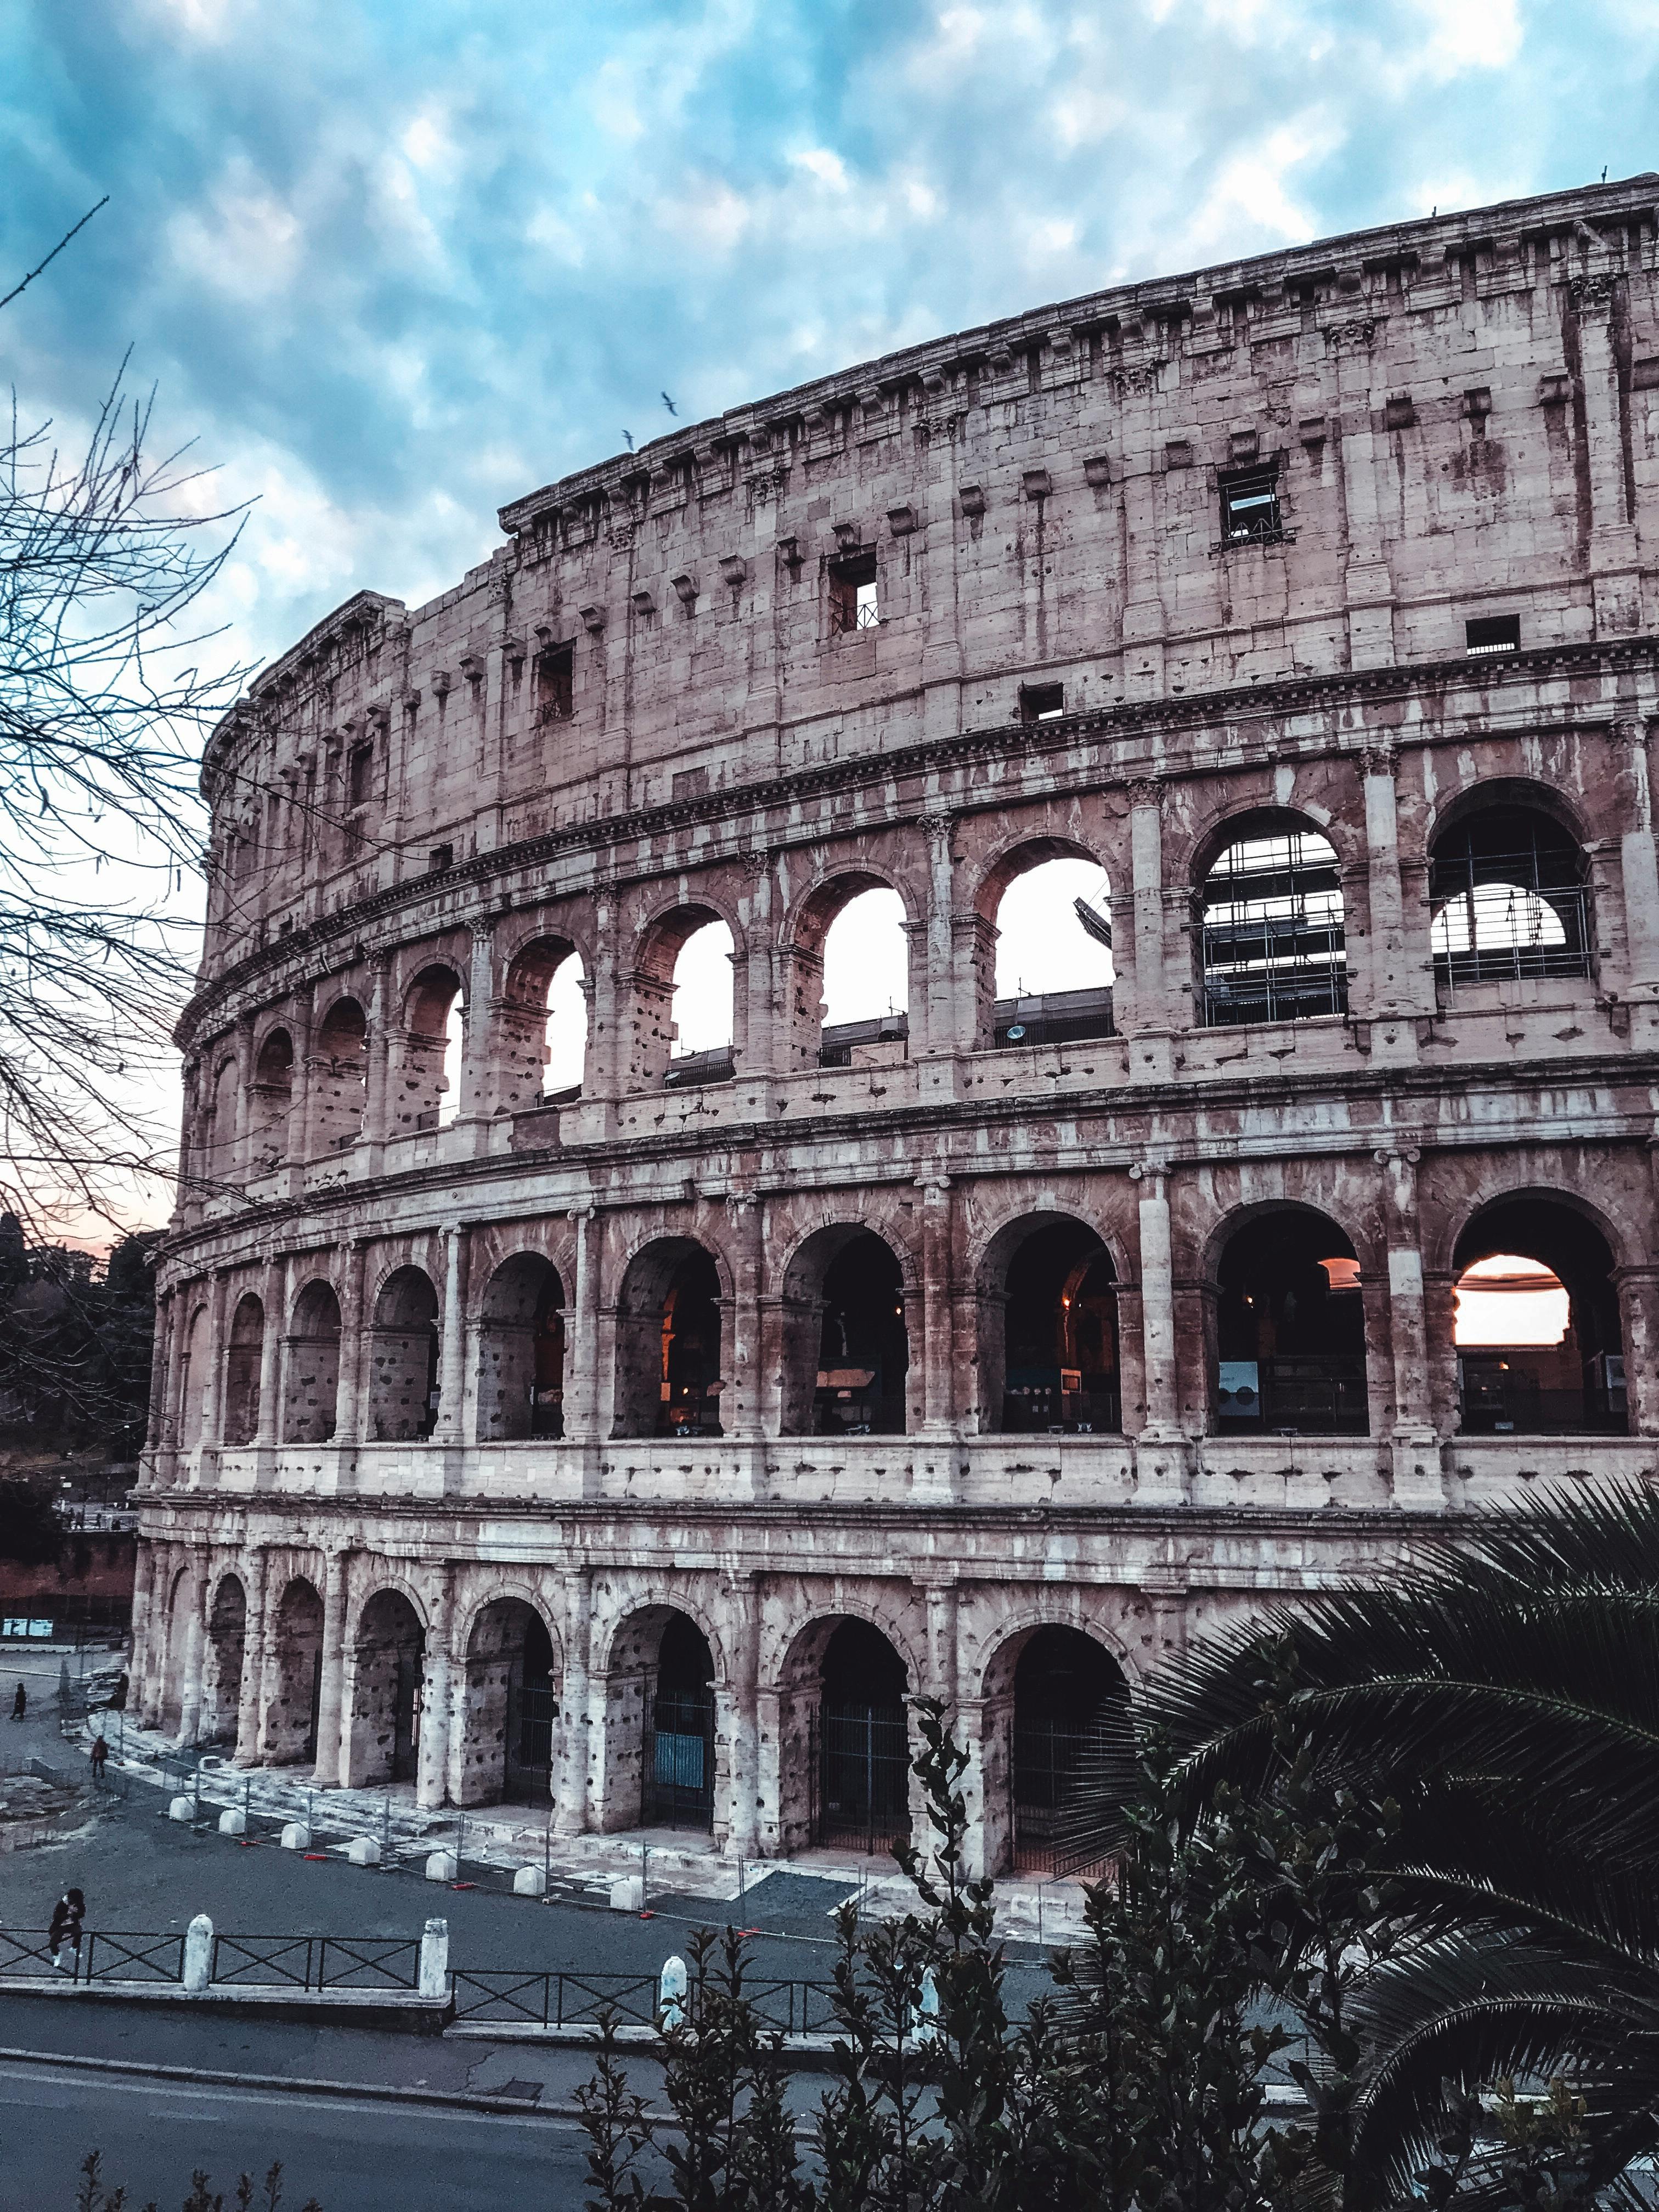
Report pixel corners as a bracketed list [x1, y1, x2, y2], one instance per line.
[814, 1699, 910, 1854]
[1012, 1711, 1092, 1874]
[644, 1681, 714, 1828]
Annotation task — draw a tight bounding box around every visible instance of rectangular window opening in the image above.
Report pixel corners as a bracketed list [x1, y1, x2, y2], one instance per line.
[428, 843, 454, 874]
[1465, 614, 1520, 656]
[535, 643, 574, 722]
[348, 743, 374, 810]
[1020, 682, 1065, 725]
[1219, 466, 1283, 546]
[828, 550, 879, 635]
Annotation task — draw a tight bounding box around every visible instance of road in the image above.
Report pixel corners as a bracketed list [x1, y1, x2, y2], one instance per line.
[0, 2055, 596, 2211]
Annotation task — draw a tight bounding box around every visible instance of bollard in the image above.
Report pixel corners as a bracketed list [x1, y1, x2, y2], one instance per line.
[910, 1966, 940, 2047]
[279, 1822, 311, 1851]
[514, 1864, 547, 1897]
[425, 1850, 458, 1882]
[658, 1953, 688, 2033]
[168, 1795, 194, 1824]
[608, 1875, 645, 1912]
[182, 1913, 214, 1996]
[417, 1917, 449, 2001]
[346, 1836, 381, 1866]
[217, 1808, 247, 1837]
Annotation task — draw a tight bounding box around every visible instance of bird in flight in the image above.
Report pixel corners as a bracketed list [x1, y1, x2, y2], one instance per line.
[662, 392, 678, 417]
[622, 429, 635, 452]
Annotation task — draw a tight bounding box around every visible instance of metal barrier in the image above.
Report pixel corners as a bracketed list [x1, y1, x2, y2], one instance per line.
[0, 1928, 60, 1978]
[450, 1968, 661, 2028]
[83, 1932, 187, 1984]
[208, 1934, 422, 1991]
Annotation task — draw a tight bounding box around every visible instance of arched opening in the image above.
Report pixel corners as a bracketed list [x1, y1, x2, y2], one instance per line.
[599, 1607, 716, 1833]
[1007, 1627, 1127, 1874]
[781, 1227, 909, 1435]
[1429, 802, 1590, 988]
[816, 1620, 911, 1856]
[612, 1239, 724, 1440]
[990, 853, 1115, 1049]
[1453, 1198, 1625, 1434]
[349, 1590, 426, 1787]
[500, 937, 588, 1112]
[1199, 817, 1346, 1028]
[283, 1280, 341, 1443]
[366, 1266, 440, 1441]
[397, 965, 465, 1135]
[265, 1578, 323, 1767]
[1214, 1210, 1368, 1434]
[988, 1216, 1120, 1434]
[249, 1030, 295, 1166]
[817, 887, 910, 1069]
[177, 1305, 209, 1451]
[202, 1576, 247, 1750]
[312, 997, 368, 1154]
[223, 1293, 265, 1446]
[458, 1599, 560, 1806]
[665, 917, 735, 1089]
[476, 1255, 566, 1441]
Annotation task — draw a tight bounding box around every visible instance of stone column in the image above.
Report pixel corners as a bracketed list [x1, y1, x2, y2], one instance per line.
[364, 952, 393, 1157]
[1378, 1147, 1441, 1504]
[1125, 783, 1174, 1079]
[255, 1256, 284, 1447]
[138, 1542, 172, 1727]
[919, 815, 960, 1059]
[1615, 1267, 1659, 1437]
[910, 1580, 960, 1858]
[1132, 1162, 1185, 1502]
[567, 1208, 602, 1444]
[1360, 747, 1419, 1024]
[738, 855, 777, 1077]
[1618, 719, 1659, 1017]
[458, 919, 498, 1128]
[127, 1539, 156, 1717]
[335, 1240, 370, 1446]
[555, 1567, 592, 1837]
[312, 1548, 352, 1787]
[918, 1177, 955, 1435]
[174, 1560, 209, 1747]
[433, 1226, 469, 1443]
[198, 1272, 231, 1455]
[416, 1564, 455, 1810]
[723, 1574, 761, 1860]
[233, 1546, 268, 1766]
[144, 1290, 173, 1454]
[725, 1195, 765, 1444]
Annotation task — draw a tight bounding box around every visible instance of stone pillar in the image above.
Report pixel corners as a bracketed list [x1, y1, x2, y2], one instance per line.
[433, 1226, 469, 1443]
[918, 1177, 955, 1435]
[128, 1539, 156, 1714]
[1424, 1271, 1462, 1438]
[416, 1564, 455, 1810]
[910, 1580, 960, 1858]
[1360, 747, 1418, 1023]
[458, 919, 498, 1127]
[198, 1272, 231, 1454]
[364, 952, 393, 1156]
[233, 1546, 268, 1765]
[255, 1256, 284, 1448]
[312, 1548, 352, 1787]
[723, 1574, 761, 1860]
[1124, 783, 1173, 1079]
[919, 815, 960, 1059]
[1615, 1266, 1659, 1437]
[174, 1561, 209, 1747]
[144, 1290, 173, 1454]
[138, 1542, 172, 1727]
[1618, 720, 1659, 1013]
[567, 1208, 602, 1444]
[1132, 1162, 1185, 1503]
[335, 1240, 369, 1446]
[555, 1567, 592, 1837]
[1378, 1148, 1441, 1503]
[725, 1195, 765, 1444]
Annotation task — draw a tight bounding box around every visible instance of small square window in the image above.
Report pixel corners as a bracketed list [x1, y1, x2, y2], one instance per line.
[829, 550, 879, 635]
[1219, 467, 1283, 546]
[535, 643, 574, 723]
[428, 843, 453, 874]
[1020, 682, 1065, 725]
[348, 742, 374, 809]
[1465, 615, 1520, 656]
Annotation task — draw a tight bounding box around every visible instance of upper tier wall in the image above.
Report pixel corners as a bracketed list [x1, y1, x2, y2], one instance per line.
[198, 177, 1659, 978]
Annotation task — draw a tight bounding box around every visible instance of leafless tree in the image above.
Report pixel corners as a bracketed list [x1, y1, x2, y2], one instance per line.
[2, 215, 249, 1238]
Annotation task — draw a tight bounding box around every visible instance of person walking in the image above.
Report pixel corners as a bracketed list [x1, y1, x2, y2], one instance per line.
[89, 1735, 108, 1785]
[10, 1683, 24, 1721]
[48, 1887, 84, 1974]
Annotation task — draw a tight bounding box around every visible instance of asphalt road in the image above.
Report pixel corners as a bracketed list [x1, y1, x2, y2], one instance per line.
[0, 2056, 596, 2211]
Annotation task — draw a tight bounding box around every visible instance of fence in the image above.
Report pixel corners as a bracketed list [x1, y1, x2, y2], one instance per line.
[448, 1967, 839, 2035]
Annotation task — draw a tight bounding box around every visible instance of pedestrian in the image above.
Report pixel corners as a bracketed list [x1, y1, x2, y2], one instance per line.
[89, 1735, 108, 1785]
[10, 1683, 24, 1722]
[48, 1887, 84, 1974]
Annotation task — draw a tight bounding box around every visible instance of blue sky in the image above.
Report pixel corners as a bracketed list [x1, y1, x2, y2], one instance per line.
[5, 0, 1658, 672]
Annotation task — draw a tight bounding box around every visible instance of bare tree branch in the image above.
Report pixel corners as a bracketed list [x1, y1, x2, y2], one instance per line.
[0, 199, 109, 315]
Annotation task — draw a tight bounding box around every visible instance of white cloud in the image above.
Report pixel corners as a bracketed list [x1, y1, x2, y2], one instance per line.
[1409, 0, 1522, 79]
[167, 159, 302, 302]
[792, 148, 851, 191]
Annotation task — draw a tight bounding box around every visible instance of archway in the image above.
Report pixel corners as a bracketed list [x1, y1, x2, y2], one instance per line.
[988, 1626, 1128, 1875]
[816, 887, 911, 1069]
[984, 1216, 1120, 1433]
[366, 1267, 439, 1441]
[1452, 1197, 1625, 1434]
[1214, 1211, 1367, 1434]
[223, 1293, 265, 1445]
[458, 1599, 560, 1805]
[202, 1576, 247, 1750]
[312, 997, 368, 1153]
[476, 1255, 566, 1441]
[349, 1590, 426, 1786]
[1429, 801, 1590, 988]
[815, 1620, 911, 1855]
[500, 936, 588, 1110]
[665, 917, 735, 1089]
[396, 966, 465, 1134]
[249, 1031, 294, 1166]
[1199, 816, 1346, 1028]
[283, 1280, 341, 1443]
[781, 1227, 909, 1435]
[612, 1239, 724, 1439]
[264, 1578, 323, 1766]
[989, 851, 1115, 1049]
[599, 1606, 716, 1832]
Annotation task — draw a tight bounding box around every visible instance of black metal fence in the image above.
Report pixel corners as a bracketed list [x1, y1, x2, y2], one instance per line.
[208, 1934, 421, 1991]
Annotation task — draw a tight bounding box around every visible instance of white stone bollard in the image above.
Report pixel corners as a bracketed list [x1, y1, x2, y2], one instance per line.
[346, 1836, 381, 1866]
[417, 1917, 449, 2001]
[425, 1850, 458, 1882]
[609, 1874, 645, 1912]
[659, 1953, 689, 2034]
[280, 1822, 311, 1851]
[910, 1966, 940, 2047]
[513, 1864, 547, 1897]
[218, 1808, 246, 1836]
[182, 1913, 214, 1996]
[168, 1796, 194, 1823]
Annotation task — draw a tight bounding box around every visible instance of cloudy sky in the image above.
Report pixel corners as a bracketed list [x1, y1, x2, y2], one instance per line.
[4, 0, 1657, 1230]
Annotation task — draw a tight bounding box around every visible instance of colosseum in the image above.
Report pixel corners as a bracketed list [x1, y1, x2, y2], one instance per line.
[134, 173, 1659, 1877]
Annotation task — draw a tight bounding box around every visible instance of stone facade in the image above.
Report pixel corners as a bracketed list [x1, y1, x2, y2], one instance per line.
[137, 175, 1659, 1874]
